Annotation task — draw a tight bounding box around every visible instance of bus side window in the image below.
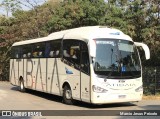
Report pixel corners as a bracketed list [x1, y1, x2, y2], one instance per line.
[11, 47, 16, 59]
[33, 43, 45, 58]
[22, 45, 32, 58]
[81, 52, 90, 75]
[12, 46, 22, 59]
[63, 50, 70, 57]
[48, 40, 61, 58]
[63, 40, 80, 68]
[81, 42, 90, 75]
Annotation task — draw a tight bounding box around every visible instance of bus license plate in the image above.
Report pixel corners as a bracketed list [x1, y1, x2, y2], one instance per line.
[119, 95, 126, 99]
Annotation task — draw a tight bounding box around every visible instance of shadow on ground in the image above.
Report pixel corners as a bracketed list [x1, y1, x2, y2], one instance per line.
[10, 86, 136, 109]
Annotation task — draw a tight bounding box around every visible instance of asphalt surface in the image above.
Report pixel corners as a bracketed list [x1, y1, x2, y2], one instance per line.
[0, 81, 160, 119]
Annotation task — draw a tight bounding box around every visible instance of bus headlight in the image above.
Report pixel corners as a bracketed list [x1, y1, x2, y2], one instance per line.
[135, 86, 143, 92]
[92, 85, 108, 93]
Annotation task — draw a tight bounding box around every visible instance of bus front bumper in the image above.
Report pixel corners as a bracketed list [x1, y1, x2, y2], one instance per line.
[91, 92, 143, 104]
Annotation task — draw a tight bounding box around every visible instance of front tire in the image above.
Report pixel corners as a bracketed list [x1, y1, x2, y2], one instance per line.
[63, 85, 74, 105]
[19, 79, 25, 92]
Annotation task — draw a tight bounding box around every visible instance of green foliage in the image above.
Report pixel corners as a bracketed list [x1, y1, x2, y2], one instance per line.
[143, 67, 156, 95]
[46, 0, 107, 32]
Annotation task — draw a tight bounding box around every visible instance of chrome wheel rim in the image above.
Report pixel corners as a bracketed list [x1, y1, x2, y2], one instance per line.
[20, 82, 23, 90]
[66, 90, 72, 99]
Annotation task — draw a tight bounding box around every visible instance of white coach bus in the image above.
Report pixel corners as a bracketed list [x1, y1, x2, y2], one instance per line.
[10, 26, 150, 104]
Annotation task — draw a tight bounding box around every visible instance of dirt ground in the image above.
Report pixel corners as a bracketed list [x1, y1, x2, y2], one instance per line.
[1, 81, 160, 100]
[143, 95, 160, 100]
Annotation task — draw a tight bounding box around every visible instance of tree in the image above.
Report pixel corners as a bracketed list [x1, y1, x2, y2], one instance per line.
[46, 0, 107, 32]
[0, 0, 52, 80]
[0, 0, 21, 17]
[0, 15, 13, 80]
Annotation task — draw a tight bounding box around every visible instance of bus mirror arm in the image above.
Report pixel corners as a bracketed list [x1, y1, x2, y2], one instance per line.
[134, 42, 150, 60]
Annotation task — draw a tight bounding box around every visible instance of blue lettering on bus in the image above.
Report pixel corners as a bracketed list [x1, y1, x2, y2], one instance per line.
[65, 67, 73, 74]
[109, 32, 120, 35]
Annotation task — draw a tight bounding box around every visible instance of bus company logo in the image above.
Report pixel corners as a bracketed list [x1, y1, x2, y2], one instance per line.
[106, 83, 136, 87]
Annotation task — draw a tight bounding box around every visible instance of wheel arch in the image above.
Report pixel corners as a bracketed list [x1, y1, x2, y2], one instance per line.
[62, 81, 71, 90]
[62, 81, 74, 105]
[19, 76, 24, 85]
[19, 76, 23, 81]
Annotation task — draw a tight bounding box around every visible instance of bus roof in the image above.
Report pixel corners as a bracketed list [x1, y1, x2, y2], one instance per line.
[12, 30, 68, 46]
[12, 26, 132, 46]
[62, 26, 132, 41]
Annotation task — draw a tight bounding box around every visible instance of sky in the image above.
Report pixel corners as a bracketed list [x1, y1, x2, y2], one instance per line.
[0, 0, 46, 17]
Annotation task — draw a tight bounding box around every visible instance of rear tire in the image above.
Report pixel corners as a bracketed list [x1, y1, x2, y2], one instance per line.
[19, 79, 25, 92]
[63, 85, 74, 105]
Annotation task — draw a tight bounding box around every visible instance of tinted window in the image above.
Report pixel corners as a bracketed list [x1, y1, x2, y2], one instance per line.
[63, 40, 80, 68]
[22, 45, 32, 58]
[81, 42, 90, 75]
[11, 46, 22, 59]
[45, 40, 61, 58]
[32, 43, 45, 58]
[94, 39, 141, 79]
[12, 40, 62, 59]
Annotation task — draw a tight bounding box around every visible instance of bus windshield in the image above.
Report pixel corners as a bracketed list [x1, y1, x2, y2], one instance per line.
[94, 39, 141, 79]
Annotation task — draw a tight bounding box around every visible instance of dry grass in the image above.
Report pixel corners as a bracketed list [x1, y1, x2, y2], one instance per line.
[143, 95, 160, 100]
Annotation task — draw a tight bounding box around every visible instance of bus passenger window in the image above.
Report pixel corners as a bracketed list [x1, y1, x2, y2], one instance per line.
[56, 50, 59, 56]
[81, 52, 90, 74]
[15, 53, 19, 58]
[72, 50, 77, 59]
[33, 43, 45, 58]
[33, 52, 38, 57]
[22, 45, 32, 58]
[27, 53, 31, 58]
[63, 40, 80, 68]
[81, 41, 90, 75]
[48, 40, 61, 58]
[63, 50, 70, 57]
[11, 46, 22, 59]
[23, 54, 27, 58]
[49, 51, 54, 57]
[39, 52, 43, 57]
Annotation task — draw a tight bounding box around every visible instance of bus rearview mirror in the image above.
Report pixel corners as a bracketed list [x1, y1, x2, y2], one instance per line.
[134, 42, 150, 60]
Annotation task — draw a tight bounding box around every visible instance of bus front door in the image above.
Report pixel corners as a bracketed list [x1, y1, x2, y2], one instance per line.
[80, 51, 91, 102]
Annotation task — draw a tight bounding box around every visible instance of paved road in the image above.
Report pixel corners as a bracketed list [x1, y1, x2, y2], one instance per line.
[0, 81, 160, 119]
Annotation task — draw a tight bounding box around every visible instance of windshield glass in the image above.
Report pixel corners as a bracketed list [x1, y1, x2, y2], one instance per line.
[94, 39, 141, 79]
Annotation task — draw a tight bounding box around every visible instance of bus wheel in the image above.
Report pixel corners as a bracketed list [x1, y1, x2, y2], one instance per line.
[19, 79, 25, 92]
[63, 85, 73, 105]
